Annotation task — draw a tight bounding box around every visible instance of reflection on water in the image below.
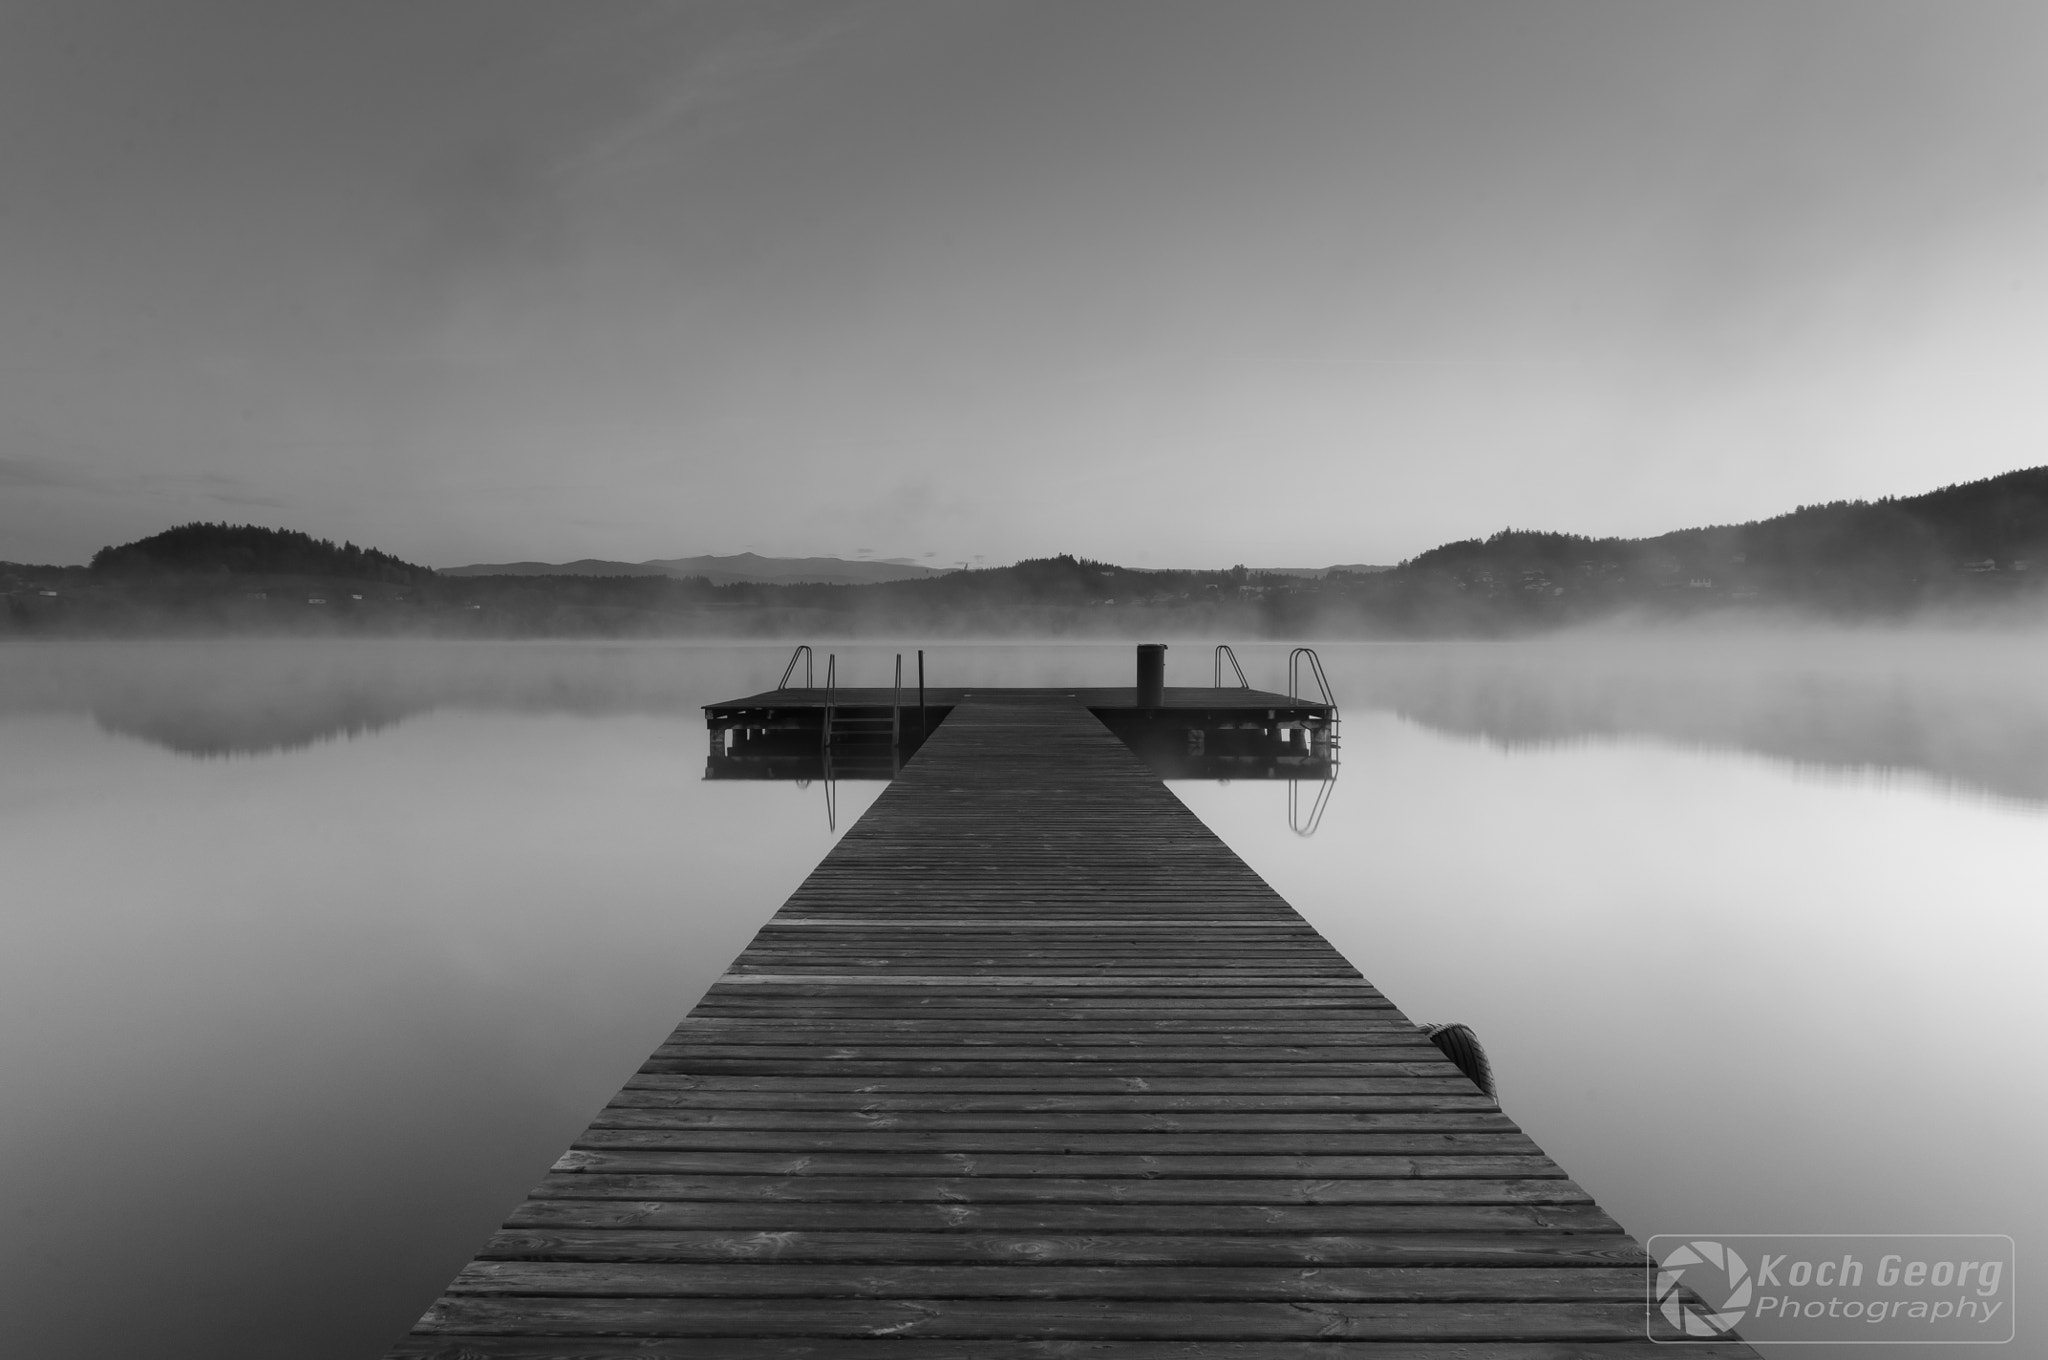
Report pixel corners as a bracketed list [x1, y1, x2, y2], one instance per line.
[707, 702, 1338, 786]
[0, 643, 886, 1360]
[5, 641, 702, 758]
[2, 636, 2043, 1359]
[16, 633, 2047, 807]
[1344, 631, 2048, 805]
[94, 686, 418, 755]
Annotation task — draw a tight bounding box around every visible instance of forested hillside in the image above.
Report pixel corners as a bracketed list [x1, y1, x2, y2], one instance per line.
[89, 523, 431, 582]
[1378, 466, 2048, 626]
[8, 469, 2048, 637]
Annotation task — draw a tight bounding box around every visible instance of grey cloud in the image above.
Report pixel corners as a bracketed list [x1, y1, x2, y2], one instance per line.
[573, 5, 878, 170]
[197, 487, 289, 510]
[115, 470, 288, 510]
[374, 4, 873, 325]
[0, 455, 83, 489]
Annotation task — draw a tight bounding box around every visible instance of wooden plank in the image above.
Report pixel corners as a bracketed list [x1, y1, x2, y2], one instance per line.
[522, 1174, 1595, 1206]
[629, 1062, 1467, 1080]
[545, 1150, 1565, 1177]
[409, 1295, 1674, 1340]
[603, 1091, 1499, 1110]
[760, 917, 1323, 927]
[387, 698, 1751, 1357]
[703, 685, 1332, 713]
[475, 1228, 1652, 1267]
[617, 1075, 1495, 1094]
[687, 998, 1403, 1013]
[392, 1342, 1754, 1360]
[649, 1044, 1439, 1062]
[666, 1020, 1434, 1036]
[502, 1201, 1626, 1234]
[444, 1261, 1645, 1300]
[709, 975, 1376, 987]
[586, 1110, 1516, 1131]
[570, 1131, 1541, 1155]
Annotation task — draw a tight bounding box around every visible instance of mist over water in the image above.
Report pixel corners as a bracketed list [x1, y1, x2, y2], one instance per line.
[1340, 628, 2048, 806]
[1, 635, 2042, 1358]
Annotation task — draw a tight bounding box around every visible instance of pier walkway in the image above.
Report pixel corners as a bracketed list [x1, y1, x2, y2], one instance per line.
[391, 696, 1754, 1357]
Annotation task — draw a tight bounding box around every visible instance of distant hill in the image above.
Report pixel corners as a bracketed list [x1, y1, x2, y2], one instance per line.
[89, 523, 430, 583]
[1396, 465, 2048, 610]
[16, 466, 2048, 640]
[437, 558, 670, 578]
[443, 552, 950, 585]
[1255, 564, 1393, 578]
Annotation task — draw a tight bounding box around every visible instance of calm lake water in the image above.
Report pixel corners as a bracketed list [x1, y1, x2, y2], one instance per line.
[2, 635, 2042, 1358]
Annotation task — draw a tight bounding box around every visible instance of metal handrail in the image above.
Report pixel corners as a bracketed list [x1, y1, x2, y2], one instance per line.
[778, 645, 814, 690]
[820, 653, 836, 751]
[1213, 644, 1249, 689]
[891, 653, 903, 761]
[1286, 649, 1340, 834]
[1288, 647, 1337, 712]
[1288, 778, 1335, 837]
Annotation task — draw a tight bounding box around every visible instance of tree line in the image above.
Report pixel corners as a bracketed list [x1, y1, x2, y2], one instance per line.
[8, 467, 2048, 637]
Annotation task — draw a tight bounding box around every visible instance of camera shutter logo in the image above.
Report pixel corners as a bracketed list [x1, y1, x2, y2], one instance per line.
[1656, 1239, 1753, 1337]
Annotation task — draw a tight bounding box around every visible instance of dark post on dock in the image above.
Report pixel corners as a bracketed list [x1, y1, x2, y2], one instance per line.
[1135, 641, 1166, 708]
[391, 649, 1756, 1357]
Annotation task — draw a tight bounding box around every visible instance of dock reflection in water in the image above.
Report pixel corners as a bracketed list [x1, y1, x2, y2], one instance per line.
[32, 635, 2047, 810]
[704, 645, 1341, 836]
[703, 666, 1343, 832]
[704, 647, 1340, 791]
[705, 699, 1339, 782]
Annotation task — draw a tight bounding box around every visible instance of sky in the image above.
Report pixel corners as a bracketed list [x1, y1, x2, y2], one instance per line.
[1, 0, 2044, 570]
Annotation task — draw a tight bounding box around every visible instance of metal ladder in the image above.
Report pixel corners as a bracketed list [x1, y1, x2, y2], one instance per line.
[820, 653, 904, 777]
[1214, 644, 1250, 688]
[1286, 646, 1340, 837]
[777, 645, 814, 690]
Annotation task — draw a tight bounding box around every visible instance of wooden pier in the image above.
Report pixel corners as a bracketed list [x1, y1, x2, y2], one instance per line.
[705, 684, 1339, 782]
[390, 694, 1756, 1357]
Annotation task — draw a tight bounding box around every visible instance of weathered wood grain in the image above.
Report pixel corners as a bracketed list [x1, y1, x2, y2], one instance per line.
[603, 1088, 1496, 1109]
[444, 1261, 1645, 1300]
[500, 1200, 1625, 1235]
[475, 1228, 1654, 1267]
[408, 1294, 1683, 1340]
[544, 1150, 1565, 1177]
[390, 1341, 1755, 1360]
[387, 698, 1751, 1357]
[521, 1174, 1596, 1207]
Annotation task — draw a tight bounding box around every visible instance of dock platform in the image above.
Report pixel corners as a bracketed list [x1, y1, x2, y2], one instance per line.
[705, 685, 1338, 781]
[391, 695, 1754, 1357]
